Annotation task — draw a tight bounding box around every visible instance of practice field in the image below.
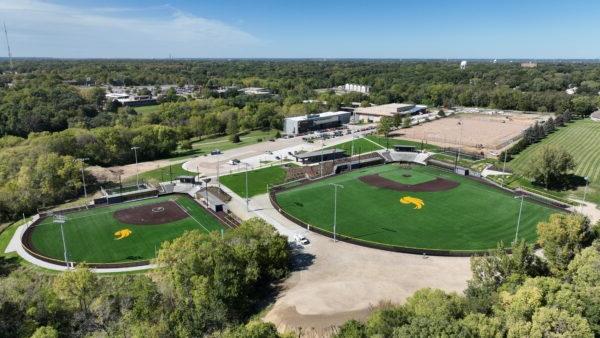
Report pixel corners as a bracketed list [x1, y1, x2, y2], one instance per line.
[510, 119, 600, 185]
[220, 165, 287, 197]
[275, 164, 558, 253]
[26, 195, 226, 264]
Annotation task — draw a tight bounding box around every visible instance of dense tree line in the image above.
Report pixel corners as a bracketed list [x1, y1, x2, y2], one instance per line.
[334, 214, 600, 337]
[0, 218, 291, 338]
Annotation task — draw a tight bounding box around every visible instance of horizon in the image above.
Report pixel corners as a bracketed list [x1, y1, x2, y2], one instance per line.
[2, 0, 600, 59]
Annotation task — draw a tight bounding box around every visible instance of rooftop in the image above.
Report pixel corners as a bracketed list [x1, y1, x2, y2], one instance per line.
[285, 111, 350, 122]
[354, 103, 415, 117]
[294, 148, 346, 159]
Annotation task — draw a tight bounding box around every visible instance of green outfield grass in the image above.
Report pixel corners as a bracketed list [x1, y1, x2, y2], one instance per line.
[276, 164, 558, 252]
[220, 165, 287, 197]
[126, 163, 196, 183]
[29, 195, 225, 264]
[326, 137, 384, 155]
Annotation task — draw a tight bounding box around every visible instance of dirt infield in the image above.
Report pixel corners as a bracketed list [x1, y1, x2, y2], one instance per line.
[113, 201, 188, 225]
[359, 174, 459, 192]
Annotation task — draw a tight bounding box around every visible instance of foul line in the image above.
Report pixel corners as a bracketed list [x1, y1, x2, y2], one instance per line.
[362, 136, 387, 150]
[173, 201, 212, 234]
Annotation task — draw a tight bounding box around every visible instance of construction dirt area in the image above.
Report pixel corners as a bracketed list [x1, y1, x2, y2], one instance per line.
[263, 232, 471, 337]
[392, 113, 547, 155]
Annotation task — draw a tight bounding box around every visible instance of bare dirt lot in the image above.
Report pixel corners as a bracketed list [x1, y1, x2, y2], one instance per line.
[392, 113, 546, 154]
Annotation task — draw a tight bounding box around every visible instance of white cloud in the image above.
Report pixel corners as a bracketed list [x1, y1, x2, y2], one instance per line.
[0, 0, 261, 58]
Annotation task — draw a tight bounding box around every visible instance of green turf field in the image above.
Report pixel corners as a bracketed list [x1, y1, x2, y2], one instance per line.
[326, 137, 384, 155]
[29, 195, 225, 264]
[125, 163, 196, 183]
[220, 165, 287, 197]
[510, 119, 600, 184]
[276, 164, 559, 252]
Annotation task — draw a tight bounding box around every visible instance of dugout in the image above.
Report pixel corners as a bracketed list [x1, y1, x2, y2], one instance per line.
[95, 184, 159, 205]
[394, 145, 417, 152]
[293, 148, 346, 164]
[178, 175, 196, 184]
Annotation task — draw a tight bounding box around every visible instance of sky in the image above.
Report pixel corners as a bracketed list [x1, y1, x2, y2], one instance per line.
[1, 0, 600, 59]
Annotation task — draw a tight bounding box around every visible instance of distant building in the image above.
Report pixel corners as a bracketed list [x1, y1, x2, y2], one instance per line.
[354, 103, 427, 123]
[240, 87, 271, 95]
[293, 148, 346, 164]
[283, 111, 351, 135]
[521, 62, 538, 68]
[460, 60, 467, 70]
[591, 110, 600, 122]
[335, 83, 371, 94]
[566, 87, 578, 95]
[105, 93, 157, 107]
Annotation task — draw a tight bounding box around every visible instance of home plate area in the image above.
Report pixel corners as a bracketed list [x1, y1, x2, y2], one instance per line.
[113, 201, 188, 225]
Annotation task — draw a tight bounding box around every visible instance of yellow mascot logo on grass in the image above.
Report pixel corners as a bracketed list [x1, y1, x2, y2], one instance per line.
[400, 196, 425, 210]
[114, 229, 132, 240]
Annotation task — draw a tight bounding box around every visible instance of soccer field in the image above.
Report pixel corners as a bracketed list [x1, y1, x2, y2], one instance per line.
[275, 164, 559, 253]
[510, 119, 600, 184]
[27, 195, 225, 264]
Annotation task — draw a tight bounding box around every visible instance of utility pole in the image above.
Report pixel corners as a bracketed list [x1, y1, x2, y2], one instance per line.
[329, 183, 344, 242]
[456, 120, 463, 164]
[217, 156, 221, 190]
[131, 147, 140, 187]
[76, 158, 89, 199]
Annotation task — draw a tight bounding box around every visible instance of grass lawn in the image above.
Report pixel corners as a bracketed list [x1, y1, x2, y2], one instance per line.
[0, 221, 22, 255]
[133, 104, 162, 114]
[164, 130, 280, 162]
[508, 119, 600, 204]
[276, 164, 558, 252]
[220, 165, 288, 197]
[29, 195, 225, 264]
[126, 163, 197, 184]
[326, 137, 384, 155]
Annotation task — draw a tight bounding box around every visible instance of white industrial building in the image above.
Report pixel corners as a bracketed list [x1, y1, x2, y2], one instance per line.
[353, 103, 427, 122]
[283, 111, 351, 135]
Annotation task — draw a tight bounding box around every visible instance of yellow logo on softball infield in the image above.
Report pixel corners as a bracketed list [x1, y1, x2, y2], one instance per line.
[400, 196, 425, 209]
[114, 229, 132, 240]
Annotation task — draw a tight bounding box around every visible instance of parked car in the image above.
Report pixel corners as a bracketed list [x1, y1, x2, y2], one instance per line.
[211, 149, 222, 155]
[294, 234, 309, 245]
[228, 159, 240, 165]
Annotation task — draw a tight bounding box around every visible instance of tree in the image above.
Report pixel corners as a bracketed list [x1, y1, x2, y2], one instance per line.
[529, 307, 593, 337]
[524, 145, 575, 189]
[437, 109, 446, 118]
[53, 266, 98, 313]
[571, 96, 596, 117]
[402, 116, 411, 128]
[30, 326, 59, 338]
[537, 214, 591, 275]
[377, 117, 393, 149]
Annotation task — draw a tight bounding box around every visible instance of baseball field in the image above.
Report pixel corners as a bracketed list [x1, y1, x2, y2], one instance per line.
[25, 195, 226, 264]
[275, 164, 558, 253]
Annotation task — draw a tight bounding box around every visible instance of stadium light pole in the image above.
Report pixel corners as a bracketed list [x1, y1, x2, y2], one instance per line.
[243, 162, 250, 212]
[329, 183, 344, 243]
[456, 120, 463, 164]
[320, 139, 325, 178]
[514, 194, 524, 244]
[76, 158, 89, 199]
[581, 177, 589, 213]
[131, 146, 140, 187]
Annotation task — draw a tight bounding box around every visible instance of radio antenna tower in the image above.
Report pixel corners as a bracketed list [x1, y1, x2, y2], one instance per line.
[3, 22, 13, 71]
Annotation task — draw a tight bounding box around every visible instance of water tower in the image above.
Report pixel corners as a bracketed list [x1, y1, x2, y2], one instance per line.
[460, 60, 467, 70]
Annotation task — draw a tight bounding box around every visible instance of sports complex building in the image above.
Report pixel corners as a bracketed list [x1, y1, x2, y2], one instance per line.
[283, 111, 351, 135]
